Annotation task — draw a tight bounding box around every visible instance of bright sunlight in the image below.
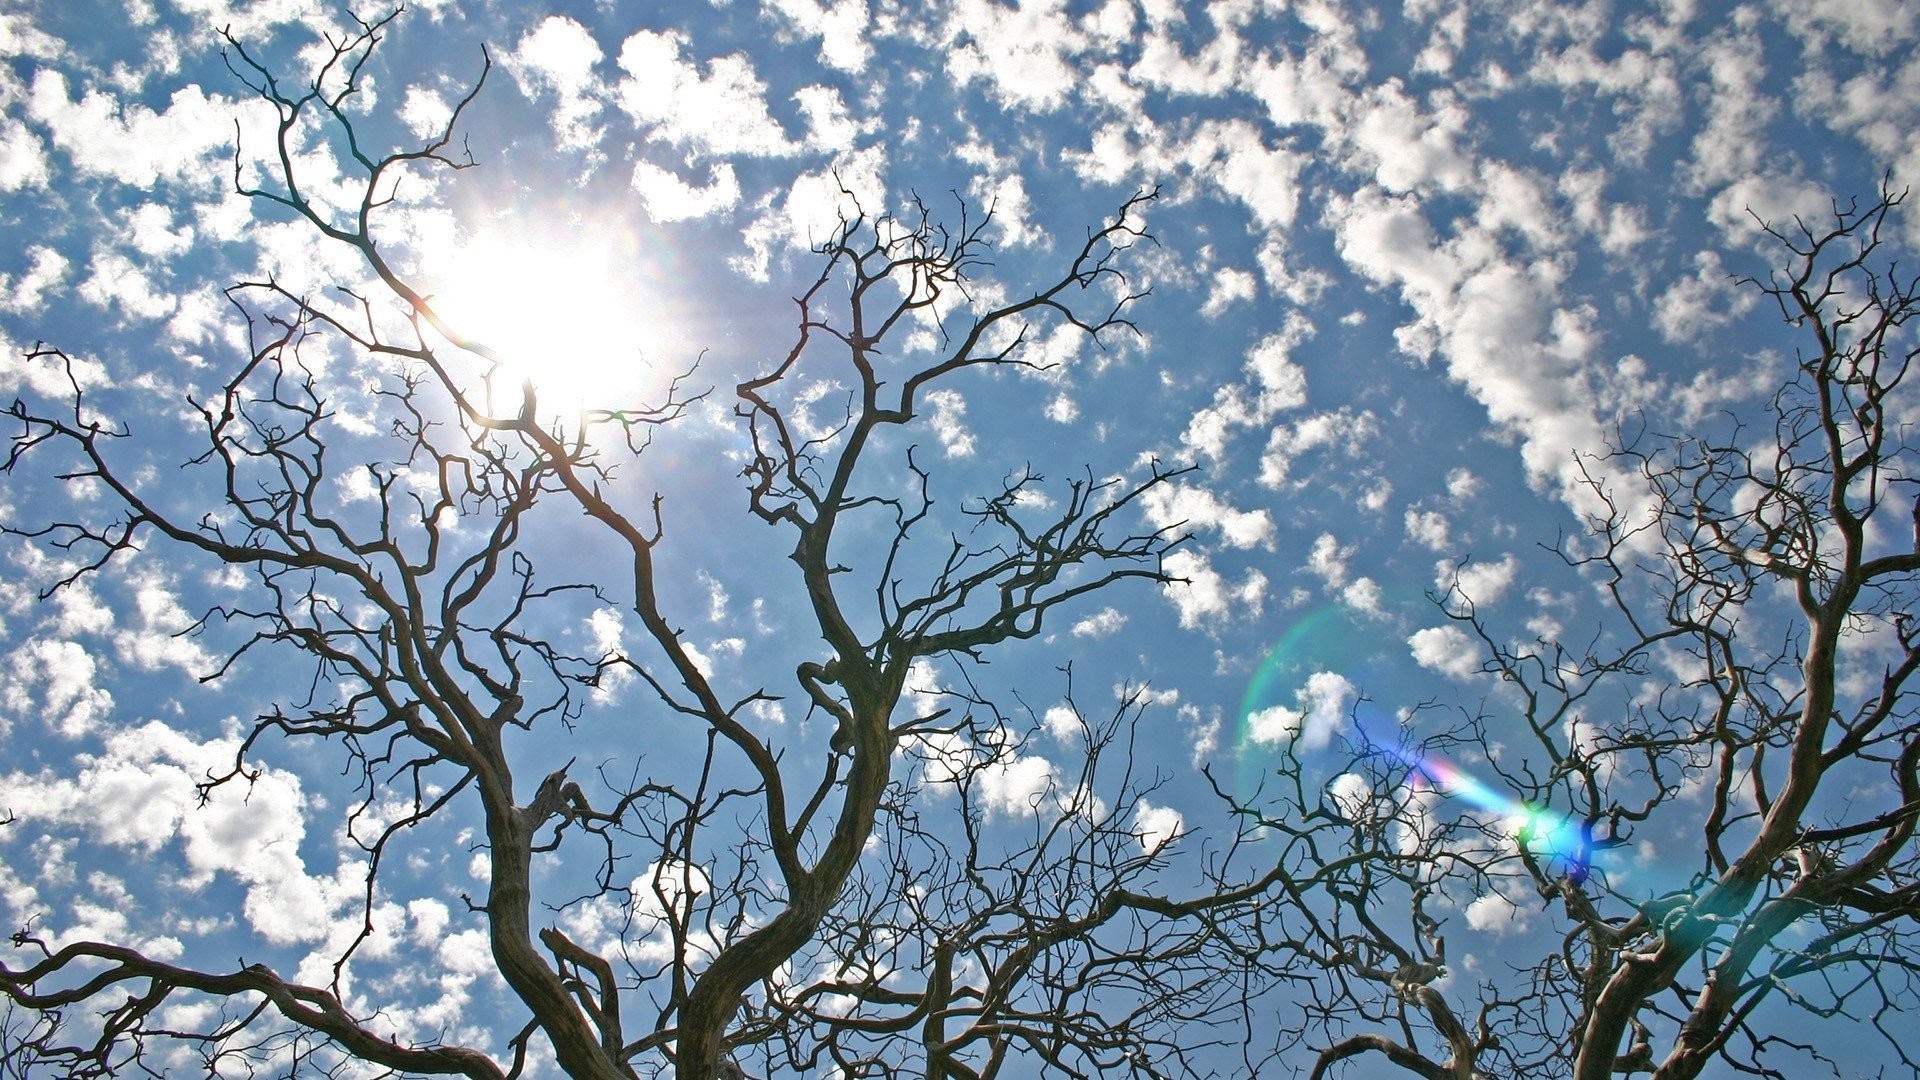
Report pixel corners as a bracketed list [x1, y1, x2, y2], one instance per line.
[428, 219, 675, 424]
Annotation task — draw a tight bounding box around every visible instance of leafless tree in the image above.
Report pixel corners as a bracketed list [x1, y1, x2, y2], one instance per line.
[1226, 182, 1920, 1079]
[0, 15, 1279, 1080]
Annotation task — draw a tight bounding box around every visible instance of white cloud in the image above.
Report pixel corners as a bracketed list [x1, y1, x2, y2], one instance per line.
[614, 29, 796, 158]
[1045, 391, 1079, 423]
[1344, 80, 1473, 194]
[1465, 888, 1531, 935]
[1133, 799, 1183, 854]
[504, 16, 607, 153]
[1405, 507, 1451, 551]
[1258, 407, 1380, 488]
[1408, 624, 1481, 679]
[1183, 703, 1221, 767]
[1042, 703, 1081, 741]
[764, 0, 874, 72]
[1246, 670, 1355, 750]
[1327, 771, 1379, 821]
[922, 388, 976, 458]
[27, 69, 235, 188]
[113, 568, 212, 674]
[3, 720, 340, 946]
[78, 250, 176, 322]
[1653, 251, 1755, 343]
[1142, 482, 1275, 549]
[631, 159, 742, 222]
[1070, 606, 1128, 637]
[588, 608, 633, 703]
[978, 750, 1061, 818]
[0, 116, 50, 192]
[1161, 550, 1267, 630]
[1441, 554, 1519, 606]
[0, 245, 68, 314]
[1306, 532, 1350, 589]
[945, 0, 1090, 113]
[1181, 315, 1311, 460]
[1200, 266, 1257, 318]
[3, 638, 114, 737]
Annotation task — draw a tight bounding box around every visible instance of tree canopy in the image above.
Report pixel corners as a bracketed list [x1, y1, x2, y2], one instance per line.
[2, 4, 1917, 1079]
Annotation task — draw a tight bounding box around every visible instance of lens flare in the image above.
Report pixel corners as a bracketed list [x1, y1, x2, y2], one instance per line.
[1385, 744, 1599, 884]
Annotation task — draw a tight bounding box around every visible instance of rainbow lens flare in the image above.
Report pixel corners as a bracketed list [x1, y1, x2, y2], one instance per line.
[1396, 749, 1599, 884]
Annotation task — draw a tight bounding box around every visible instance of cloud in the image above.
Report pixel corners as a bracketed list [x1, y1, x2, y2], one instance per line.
[1182, 316, 1313, 460]
[1408, 624, 1482, 679]
[1161, 550, 1267, 630]
[504, 16, 607, 153]
[763, 0, 874, 72]
[1405, 507, 1452, 551]
[1133, 800, 1183, 854]
[1465, 888, 1531, 936]
[631, 159, 742, 222]
[614, 29, 797, 158]
[1441, 554, 1519, 606]
[1306, 532, 1351, 589]
[1070, 606, 1128, 638]
[1142, 482, 1275, 549]
[588, 608, 633, 703]
[0, 245, 68, 313]
[26, 70, 235, 188]
[0, 116, 50, 192]
[1246, 670, 1355, 750]
[922, 388, 976, 458]
[945, 0, 1091, 113]
[2, 638, 114, 738]
[2, 720, 344, 946]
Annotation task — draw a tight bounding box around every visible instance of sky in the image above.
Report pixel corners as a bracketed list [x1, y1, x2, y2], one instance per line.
[1, 0, 1917, 1076]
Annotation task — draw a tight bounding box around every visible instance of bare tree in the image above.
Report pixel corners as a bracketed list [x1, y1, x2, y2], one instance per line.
[1226, 182, 1920, 1079]
[0, 15, 1277, 1080]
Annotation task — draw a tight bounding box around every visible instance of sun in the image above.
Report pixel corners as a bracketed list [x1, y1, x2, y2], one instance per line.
[427, 219, 675, 425]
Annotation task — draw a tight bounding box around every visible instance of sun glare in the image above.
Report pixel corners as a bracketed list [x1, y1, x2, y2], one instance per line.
[428, 222, 675, 424]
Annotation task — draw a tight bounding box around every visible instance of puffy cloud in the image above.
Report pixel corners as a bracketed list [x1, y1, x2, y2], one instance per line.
[1133, 799, 1183, 854]
[504, 16, 607, 153]
[614, 29, 796, 158]
[113, 568, 212, 674]
[1441, 554, 1519, 606]
[1464, 888, 1531, 935]
[2, 638, 113, 738]
[631, 159, 742, 222]
[1408, 624, 1482, 679]
[1246, 670, 1355, 750]
[26, 70, 234, 188]
[1305, 532, 1351, 589]
[0, 244, 68, 314]
[1070, 606, 1128, 638]
[1258, 407, 1381, 489]
[764, 0, 874, 72]
[1142, 482, 1275, 549]
[1405, 507, 1452, 552]
[978, 749, 1061, 817]
[1344, 80, 1473, 194]
[1042, 704, 1081, 742]
[78, 250, 175, 323]
[588, 608, 633, 703]
[1161, 550, 1267, 630]
[1200, 267, 1257, 318]
[1327, 771, 1380, 821]
[2, 720, 339, 945]
[0, 116, 50, 192]
[1181, 316, 1313, 460]
[922, 388, 976, 458]
[945, 0, 1091, 113]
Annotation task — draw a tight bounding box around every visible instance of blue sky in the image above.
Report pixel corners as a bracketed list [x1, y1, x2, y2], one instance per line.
[2, 0, 1918, 1076]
